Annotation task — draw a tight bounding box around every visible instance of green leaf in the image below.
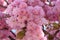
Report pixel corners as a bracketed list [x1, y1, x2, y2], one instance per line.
[58, 23, 60, 26]
[53, 23, 59, 29]
[16, 30, 26, 39]
[48, 35, 54, 40]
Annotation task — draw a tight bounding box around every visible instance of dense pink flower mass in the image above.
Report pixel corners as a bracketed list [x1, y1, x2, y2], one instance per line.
[5, 0, 47, 40]
[0, 0, 60, 40]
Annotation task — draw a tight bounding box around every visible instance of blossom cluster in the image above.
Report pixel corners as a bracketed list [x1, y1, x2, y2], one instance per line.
[0, 0, 60, 40]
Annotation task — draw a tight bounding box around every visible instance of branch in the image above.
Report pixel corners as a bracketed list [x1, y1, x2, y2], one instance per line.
[43, 29, 60, 40]
[0, 5, 7, 8]
[4, 0, 9, 5]
[8, 36, 15, 40]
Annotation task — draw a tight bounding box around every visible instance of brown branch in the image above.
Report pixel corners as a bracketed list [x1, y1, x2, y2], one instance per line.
[8, 36, 15, 40]
[54, 30, 60, 35]
[0, 5, 7, 8]
[43, 28, 60, 40]
[4, 0, 9, 5]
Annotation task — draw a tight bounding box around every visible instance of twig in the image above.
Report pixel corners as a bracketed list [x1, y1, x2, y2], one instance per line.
[8, 36, 15, 40]
[4, 0, 9, 5]
[0, 5, 7, 8]
[10, 31, 16, 37]
[43, 29, 60, 40]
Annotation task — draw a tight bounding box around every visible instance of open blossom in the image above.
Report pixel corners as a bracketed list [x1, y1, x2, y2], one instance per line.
[22, 22, 46, 40]
[56, 31, 60, 39]
[0, 0, 4, 5]
[27, 0, 44, 6]
[0, 12, 16, 40]
[5, 0, 48, 40]
[44, 4, 60, 21]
